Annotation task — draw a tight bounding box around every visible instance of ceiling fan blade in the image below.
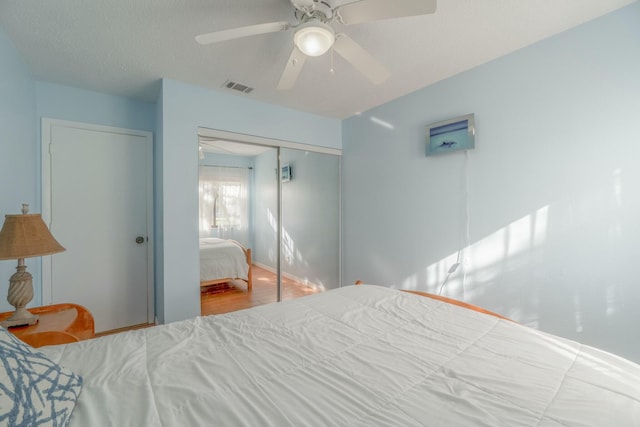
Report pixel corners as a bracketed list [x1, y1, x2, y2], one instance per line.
[332, 34, 391, 85]
[277, 47, 308, 90]
[195, 21, 290, 45]
[337, 0, 436, 25]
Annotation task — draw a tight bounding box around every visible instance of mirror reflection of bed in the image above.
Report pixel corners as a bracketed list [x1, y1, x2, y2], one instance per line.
[199, 236, 252, 291]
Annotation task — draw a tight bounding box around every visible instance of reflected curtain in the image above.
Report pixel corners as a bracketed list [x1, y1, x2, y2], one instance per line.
[199, 166, 250, 247]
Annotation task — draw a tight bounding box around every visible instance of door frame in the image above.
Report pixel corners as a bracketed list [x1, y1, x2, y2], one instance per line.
[41, 118, 155, 324]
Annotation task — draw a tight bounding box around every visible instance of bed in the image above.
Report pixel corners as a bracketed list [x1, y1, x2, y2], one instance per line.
[4, 285, 640, 426]
[199, 237, 252, 291]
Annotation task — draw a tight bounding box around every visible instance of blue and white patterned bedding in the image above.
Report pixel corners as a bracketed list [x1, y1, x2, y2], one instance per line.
[0, 327, 82, 427]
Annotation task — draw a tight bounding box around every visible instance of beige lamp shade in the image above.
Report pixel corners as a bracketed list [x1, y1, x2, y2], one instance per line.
[0, 213, 65, 260]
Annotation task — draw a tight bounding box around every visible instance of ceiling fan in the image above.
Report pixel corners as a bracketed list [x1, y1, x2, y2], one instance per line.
[195, 0, 437, 90]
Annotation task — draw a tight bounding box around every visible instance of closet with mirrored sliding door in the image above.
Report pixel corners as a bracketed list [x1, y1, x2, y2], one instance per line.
[198, 129, 341, 314]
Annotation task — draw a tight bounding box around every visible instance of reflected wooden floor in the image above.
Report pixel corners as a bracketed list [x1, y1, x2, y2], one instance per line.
[201, 265, 321, 316]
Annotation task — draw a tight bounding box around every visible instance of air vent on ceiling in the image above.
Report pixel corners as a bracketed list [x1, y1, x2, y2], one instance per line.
[222, 80, 254, 94]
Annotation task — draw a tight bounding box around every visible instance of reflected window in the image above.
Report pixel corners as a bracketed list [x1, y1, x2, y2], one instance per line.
[199, 166, 249, 246]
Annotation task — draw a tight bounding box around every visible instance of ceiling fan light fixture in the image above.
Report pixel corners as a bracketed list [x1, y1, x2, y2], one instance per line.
[294, 20, 335, 57]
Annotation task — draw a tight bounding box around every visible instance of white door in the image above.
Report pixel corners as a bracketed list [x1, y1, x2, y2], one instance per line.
[42, 119, 153, 333]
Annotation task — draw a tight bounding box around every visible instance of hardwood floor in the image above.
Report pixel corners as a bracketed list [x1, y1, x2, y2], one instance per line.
[94, 322, 155, 337]
[95, 265, 316, 336]
[201, 264, 321, 315]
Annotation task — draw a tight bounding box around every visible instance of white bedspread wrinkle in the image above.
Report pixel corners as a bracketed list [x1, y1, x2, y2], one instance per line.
[40, 285, 640, 426]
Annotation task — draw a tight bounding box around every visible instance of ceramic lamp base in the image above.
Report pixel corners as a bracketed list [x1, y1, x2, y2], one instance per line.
[1, 260, 38, 328]
[1, 307, 39, 328]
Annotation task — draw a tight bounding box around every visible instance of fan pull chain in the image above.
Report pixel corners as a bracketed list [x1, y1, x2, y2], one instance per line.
[330, 47, 335, 75]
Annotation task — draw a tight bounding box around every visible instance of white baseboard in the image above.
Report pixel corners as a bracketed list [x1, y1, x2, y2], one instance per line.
[253, 262, 323, 290]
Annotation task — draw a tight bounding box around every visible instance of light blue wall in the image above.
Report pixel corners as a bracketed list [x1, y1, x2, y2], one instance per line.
[343, 3, 640, 362]
[0, 27, 38, 310]
[158, 79, 341, 323]
[35, 82, 156, 132]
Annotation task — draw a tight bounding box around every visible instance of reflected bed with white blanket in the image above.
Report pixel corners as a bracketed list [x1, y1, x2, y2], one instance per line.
[199, 237, 251, 290]
[40, 285, 640, 426]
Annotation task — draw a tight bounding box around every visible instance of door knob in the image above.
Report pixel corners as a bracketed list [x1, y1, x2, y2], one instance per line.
[135, 236, 145, 244]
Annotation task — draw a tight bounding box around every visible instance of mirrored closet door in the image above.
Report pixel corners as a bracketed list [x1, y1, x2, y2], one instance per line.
[198, 134, 341, 315]
[280, 148, 340, 298]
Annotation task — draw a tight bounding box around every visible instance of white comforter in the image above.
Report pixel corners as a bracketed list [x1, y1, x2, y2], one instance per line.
[41, 285, 640, 426]
[199, 237, 248, 282]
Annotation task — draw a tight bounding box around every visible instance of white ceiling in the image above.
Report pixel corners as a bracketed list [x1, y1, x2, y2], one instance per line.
[0, 0, 635, 119]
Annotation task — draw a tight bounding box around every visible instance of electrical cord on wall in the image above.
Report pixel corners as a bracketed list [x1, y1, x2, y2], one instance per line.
[438, 253, 461, 295]
[439, 150, 471, 296]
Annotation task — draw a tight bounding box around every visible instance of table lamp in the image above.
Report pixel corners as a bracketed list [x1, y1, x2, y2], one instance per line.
[0, 204, 65, 328]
